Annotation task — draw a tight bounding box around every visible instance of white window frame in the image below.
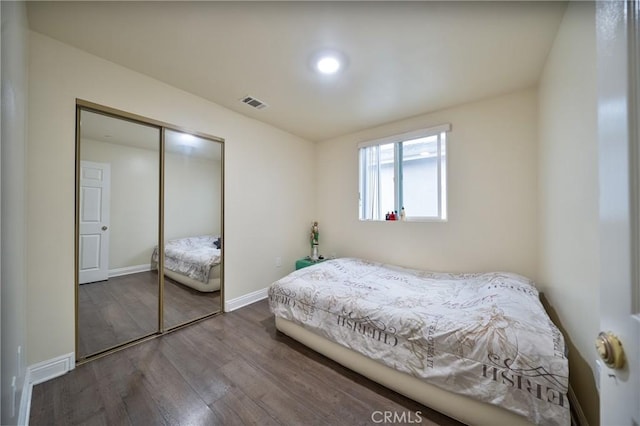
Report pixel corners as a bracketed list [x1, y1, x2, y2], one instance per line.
[358, 123, 450, 222]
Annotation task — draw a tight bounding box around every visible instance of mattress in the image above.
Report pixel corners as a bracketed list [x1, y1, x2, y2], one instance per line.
[268, 257, 570, 426]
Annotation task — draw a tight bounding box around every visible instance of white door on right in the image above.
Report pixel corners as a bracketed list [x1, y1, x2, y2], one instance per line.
[596, 1, 639, 425]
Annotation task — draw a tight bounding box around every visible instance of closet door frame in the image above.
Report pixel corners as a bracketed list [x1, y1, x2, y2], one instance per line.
[74, 99, 225, 363]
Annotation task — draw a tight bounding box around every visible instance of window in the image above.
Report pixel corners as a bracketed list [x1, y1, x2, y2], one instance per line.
[358, 124, 450, 221]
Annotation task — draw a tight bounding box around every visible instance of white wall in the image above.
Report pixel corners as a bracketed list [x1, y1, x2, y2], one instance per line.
[317, 88, 539, 278]
[165, 151, 221, 241]
[1, 1, 29, 424]
[537, 3, 598, 424]
[27, 31, 315, 365]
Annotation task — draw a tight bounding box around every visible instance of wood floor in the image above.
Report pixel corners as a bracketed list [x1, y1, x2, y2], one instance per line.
[31, 299, 463, 426]
[78, 271, 220, 358]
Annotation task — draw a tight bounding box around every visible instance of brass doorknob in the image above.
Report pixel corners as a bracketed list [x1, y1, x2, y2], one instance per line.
[595, 331, 625, 369]
[101, 226, 108, 231]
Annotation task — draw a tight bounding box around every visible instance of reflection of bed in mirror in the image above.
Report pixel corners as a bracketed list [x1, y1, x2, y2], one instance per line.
[152, 235, 221, 292]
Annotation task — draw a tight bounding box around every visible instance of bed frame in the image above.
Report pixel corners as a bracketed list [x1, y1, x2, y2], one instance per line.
[276, 316, 533, 426]
[163, 264, 221, 292]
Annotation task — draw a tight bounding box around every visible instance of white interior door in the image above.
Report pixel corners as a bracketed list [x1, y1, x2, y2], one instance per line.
[597, 2, 639, 425]
[79, 161, 110, 284]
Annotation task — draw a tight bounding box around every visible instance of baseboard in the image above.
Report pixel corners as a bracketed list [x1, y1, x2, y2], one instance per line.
[16, 373, 29, 426]
[224, 287, 268, 312]
[18, 352, 75, 425]
[18, 371, 31, 426]
[108, 264, 151, 278]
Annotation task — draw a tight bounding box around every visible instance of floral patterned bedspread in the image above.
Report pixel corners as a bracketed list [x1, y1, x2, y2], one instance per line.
[268, 258, 569, 426]
[151, 235, 220, 283]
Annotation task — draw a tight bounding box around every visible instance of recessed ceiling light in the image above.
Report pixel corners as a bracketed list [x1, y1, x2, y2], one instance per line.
[179, 133, 198, 147]
[316, 56, 341, 74]
[311, 49, 347, 75]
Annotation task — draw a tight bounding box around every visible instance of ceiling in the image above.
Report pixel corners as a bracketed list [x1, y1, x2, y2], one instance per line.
[27, 1, 567, 142]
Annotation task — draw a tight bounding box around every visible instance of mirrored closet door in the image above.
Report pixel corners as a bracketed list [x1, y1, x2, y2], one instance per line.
[76, 102, 224, 361]
[163, 129, 223, 329]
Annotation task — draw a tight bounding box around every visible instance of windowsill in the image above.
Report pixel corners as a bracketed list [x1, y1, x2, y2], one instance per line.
[359, 217, 448, 223]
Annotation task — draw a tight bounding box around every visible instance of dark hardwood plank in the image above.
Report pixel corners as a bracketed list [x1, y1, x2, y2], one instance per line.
[31, 299, 463, 426]
[126, 340, 221, 425]
[30, 361, 106, 425]
[160, 329, 236, 405]
[218, 357, 324, 425]
[209, 387, 280, 426]
[88, 346, 160, 426]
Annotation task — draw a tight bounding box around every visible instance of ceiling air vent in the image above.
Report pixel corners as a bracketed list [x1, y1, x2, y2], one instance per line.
[240, 95, 269, 110]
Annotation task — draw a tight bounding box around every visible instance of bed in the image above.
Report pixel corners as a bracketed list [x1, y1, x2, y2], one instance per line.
[268, 258, 570, 426]
[151, 235, 221, 292]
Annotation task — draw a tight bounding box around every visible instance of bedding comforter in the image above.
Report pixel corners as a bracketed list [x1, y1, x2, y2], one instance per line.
[268, 258, 569, 426]
[151, 235, 221, 283]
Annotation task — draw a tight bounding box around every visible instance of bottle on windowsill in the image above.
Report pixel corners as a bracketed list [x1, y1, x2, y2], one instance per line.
[400, 207, 406, 221]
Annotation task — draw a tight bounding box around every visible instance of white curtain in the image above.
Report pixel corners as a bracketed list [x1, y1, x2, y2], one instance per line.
[361, 145, 381, 220]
